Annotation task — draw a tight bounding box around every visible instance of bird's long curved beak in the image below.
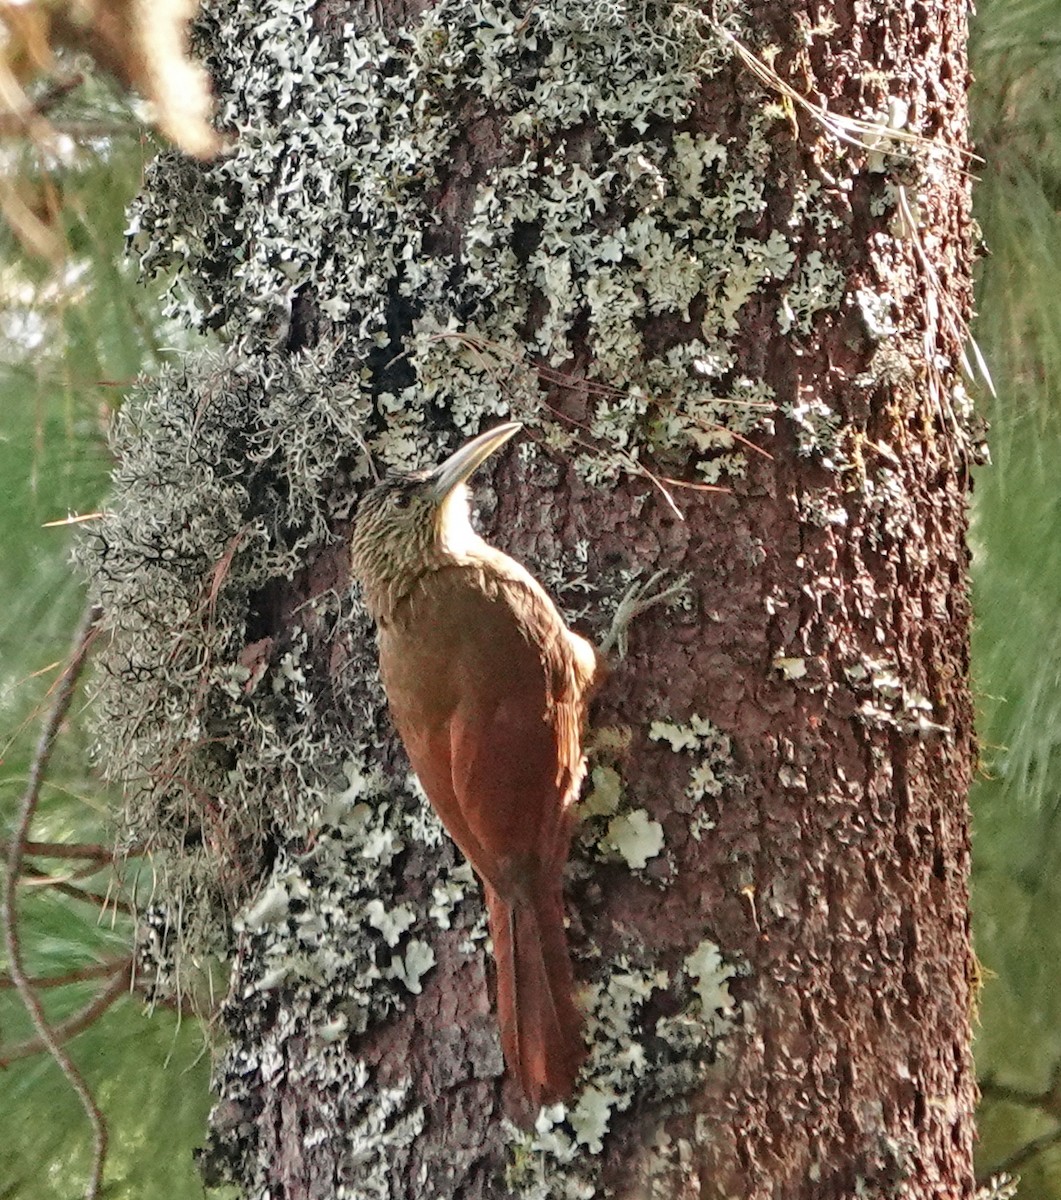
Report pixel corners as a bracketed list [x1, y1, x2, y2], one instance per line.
[427, 422, 522, 502]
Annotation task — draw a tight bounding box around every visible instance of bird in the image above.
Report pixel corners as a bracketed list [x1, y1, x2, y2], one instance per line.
[349, 422, 600, 1107]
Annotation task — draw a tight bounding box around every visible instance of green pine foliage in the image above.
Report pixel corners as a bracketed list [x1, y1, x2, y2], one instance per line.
[0, 87, 218, 1200]
[971, 0, 1061, 1190]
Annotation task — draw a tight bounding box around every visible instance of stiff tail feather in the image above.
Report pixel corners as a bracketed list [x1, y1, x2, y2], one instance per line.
[485, 884, 584, 1107]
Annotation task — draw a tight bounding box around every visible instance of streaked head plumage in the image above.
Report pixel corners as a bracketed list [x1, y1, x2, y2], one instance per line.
[349, 422, 521, 619]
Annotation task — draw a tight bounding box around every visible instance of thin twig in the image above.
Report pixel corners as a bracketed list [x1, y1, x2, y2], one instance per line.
[895, 184, 996, 398]
[980, 1067, 1061, 1116]
[24, 858, 109, 883]
[701, 17, 972, 168]
[979, 1126, 1061, 1184]
[0, 959, 131, 1066]
[19, 865, 134, 917]
[2, 603, 107, 1200]
[17, 840, 118, 862]
[0, 957, 128, 990]
[0, 72, 83, 141]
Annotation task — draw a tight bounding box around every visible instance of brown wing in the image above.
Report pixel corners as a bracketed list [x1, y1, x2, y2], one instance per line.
[379, 563, 588, 898]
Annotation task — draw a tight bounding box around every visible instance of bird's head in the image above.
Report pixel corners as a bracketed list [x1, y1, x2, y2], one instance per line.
[350, 421, 521, 617]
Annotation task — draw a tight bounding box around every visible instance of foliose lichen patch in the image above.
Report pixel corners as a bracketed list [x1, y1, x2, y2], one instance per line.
[130, 0, 856, 491]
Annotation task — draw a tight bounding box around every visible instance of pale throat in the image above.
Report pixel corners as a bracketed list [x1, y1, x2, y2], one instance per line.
[435, 483, 489, 561]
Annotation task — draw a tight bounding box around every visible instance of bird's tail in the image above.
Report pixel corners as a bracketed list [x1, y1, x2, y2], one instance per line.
[485, 883, 584, 1107]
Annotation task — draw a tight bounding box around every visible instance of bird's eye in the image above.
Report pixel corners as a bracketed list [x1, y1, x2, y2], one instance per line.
[390, 491, 412, 510]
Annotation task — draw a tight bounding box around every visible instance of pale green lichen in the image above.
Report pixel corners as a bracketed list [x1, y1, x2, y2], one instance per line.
[387, 940, 437, 994]
[781, 394, 844, 461]
[649, 714, 740, 839]
[79, 346, 492, 1193]
[975, 1175, 1018, 1200]
[580, 764, 623, 818]
[856, 287, 900, 340]
[428, 861, 477, 930]
[365, 900, 417, 948]
[684, 939, 735, 1016]
[131, 0, 854, 499]
[773, 654, 809, 681]
[778, 249, 846, 335]
[578, 740, 670, 871]
[507, 945, 741, 1194]
[507, 961, 670, 1188]
[648, 715, 719, 754]
[605, 808, 665, 868]
[502, 718, 742, 1192]
[846, 656, 951, 736]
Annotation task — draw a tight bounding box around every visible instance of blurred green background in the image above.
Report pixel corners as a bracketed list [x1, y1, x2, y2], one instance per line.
[2, 0, 1060, 1194]
[969, 0, 1061, 1192]
[0, 86, 217, 1200]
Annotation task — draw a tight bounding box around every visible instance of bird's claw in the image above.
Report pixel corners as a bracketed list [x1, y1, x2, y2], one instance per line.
[600, 570, 691, 660]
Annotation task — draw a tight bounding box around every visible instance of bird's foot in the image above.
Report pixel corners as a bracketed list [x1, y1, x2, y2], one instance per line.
[599, 570, 691, 660]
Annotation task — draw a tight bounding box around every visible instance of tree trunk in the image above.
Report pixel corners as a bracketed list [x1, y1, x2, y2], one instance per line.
[96, 0, 977, 1196]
